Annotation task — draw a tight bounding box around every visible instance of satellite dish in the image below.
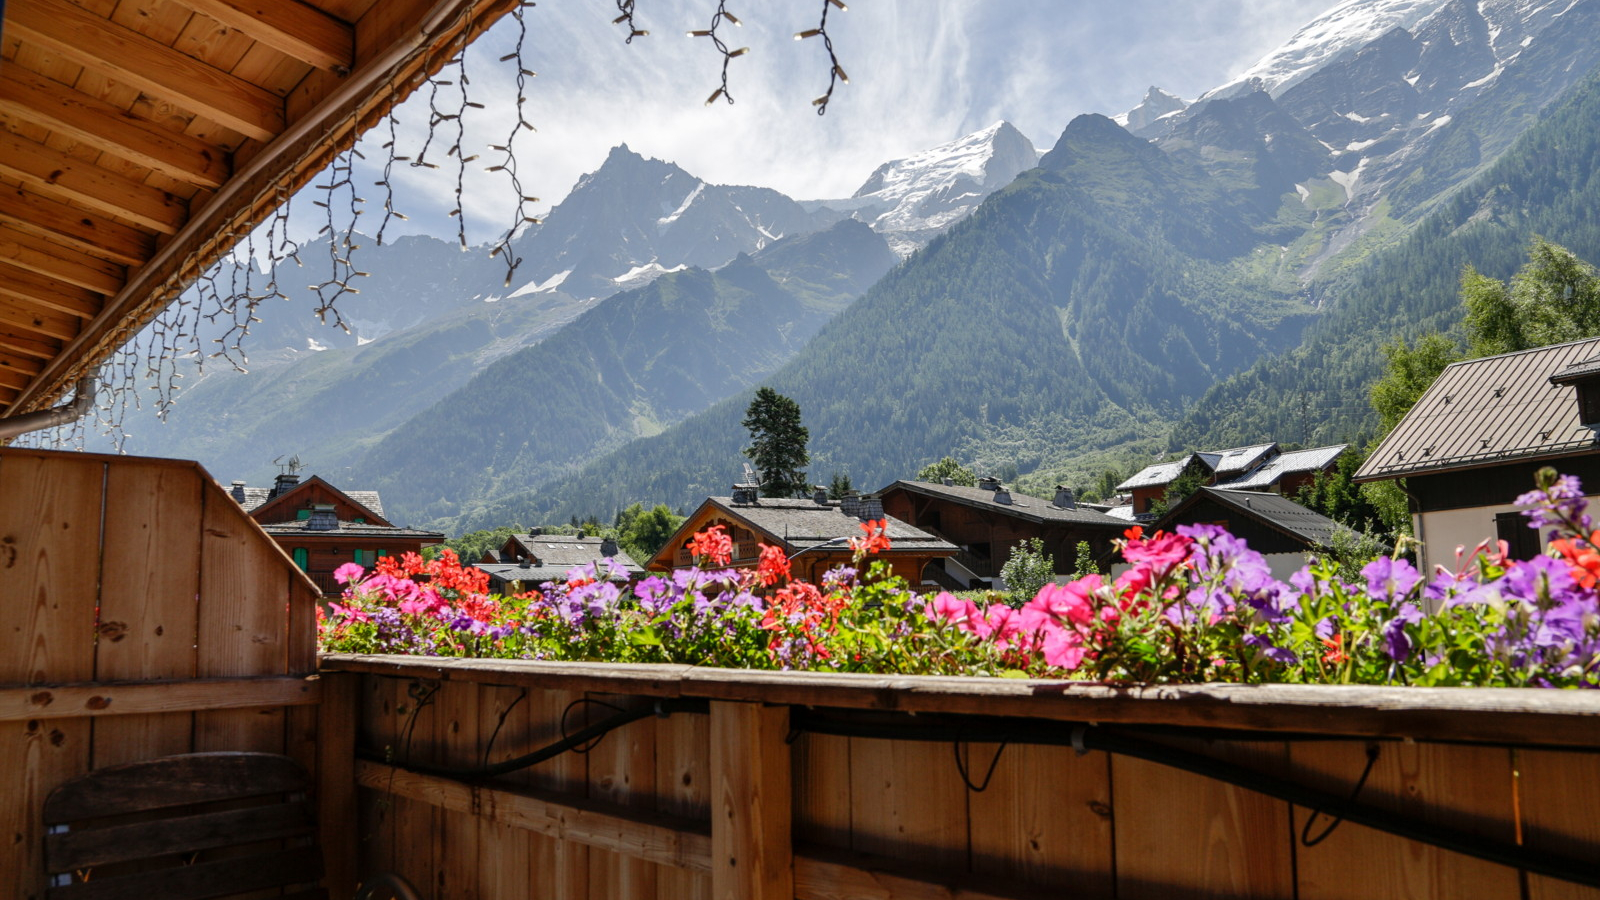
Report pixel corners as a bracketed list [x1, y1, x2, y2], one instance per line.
[741, 462, 762, 486]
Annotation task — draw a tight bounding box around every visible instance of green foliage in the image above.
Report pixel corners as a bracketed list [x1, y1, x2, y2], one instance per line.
[1072, 541, 1099, 578]
[827, 472, 854, 499]
[613, 502, 685, 563]
[1321, 526, 1390, 584]
[999, 537, 1054, 608]
[1370, 333, 1463, 435]
[1148, 463, 1208, 518]
[437, 525, 524, 563]
[743, 386, 810, 498]
[1465, 240, 1600, 356]
[916, 456, 977, 486]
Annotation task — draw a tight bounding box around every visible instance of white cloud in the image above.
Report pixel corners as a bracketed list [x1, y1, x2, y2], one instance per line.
[316, 0, 1340, 245]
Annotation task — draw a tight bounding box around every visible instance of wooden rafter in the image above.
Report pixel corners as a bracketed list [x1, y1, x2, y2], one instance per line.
[178, 0, 354, 74]
[0, 225, 124, 296]
[0, 262, 103, 321]
[0, 129, 187, 234]
[7, 0, 285, 142]
[0, 68, 232, 189]
[0, 367, 30, 391]
[0, 354, 44, 377]
[0, 187, 155, 267]
[0, 329, 61, 361]
[0, 300, 80, 344]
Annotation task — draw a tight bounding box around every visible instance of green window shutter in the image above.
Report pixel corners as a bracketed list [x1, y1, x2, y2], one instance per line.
[377, 549, 387, 562]
[353, 549, 367, 566]
[296, 509, 311, 520]
[292, 548, 308, 571]
[354, 517, 366, 524]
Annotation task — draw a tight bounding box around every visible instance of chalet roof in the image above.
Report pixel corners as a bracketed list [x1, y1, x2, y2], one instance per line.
[228, 476, 386, 522]
[1548, 352, 1600, 385]
[1356, 338, 1600, 481]
[880, 480, 1127, 528]
[0, 0, 511, 423]
[505, 534, 644, 575]
[704, 497, 957, 554]
[1157, 487, 1347, 550]
[258, 521, 443, 541]
[1219, 444, 1347, 490]
[1211, 443, 1279, 476]
[477, 561, 634, 586]
[1117, 456, 1200, 491]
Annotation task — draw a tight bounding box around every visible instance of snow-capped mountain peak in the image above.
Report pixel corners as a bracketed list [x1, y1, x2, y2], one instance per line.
[826, 121, 1038, 256]
[1114, 86, 1190, 139]
[1205, 0, 1451, 100]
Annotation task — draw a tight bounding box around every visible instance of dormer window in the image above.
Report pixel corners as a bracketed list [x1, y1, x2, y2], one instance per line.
[1548, 354, 1600, 428]
[1580, 383, 1600, 426]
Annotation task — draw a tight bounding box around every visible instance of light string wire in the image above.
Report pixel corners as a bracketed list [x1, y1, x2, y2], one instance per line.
[689, 1, 748, 107]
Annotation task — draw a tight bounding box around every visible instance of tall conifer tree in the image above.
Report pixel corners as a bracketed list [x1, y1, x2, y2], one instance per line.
[742, 387, 810, 498]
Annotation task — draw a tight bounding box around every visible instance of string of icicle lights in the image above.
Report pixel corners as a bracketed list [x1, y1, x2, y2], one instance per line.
[22, 0, 848, 451]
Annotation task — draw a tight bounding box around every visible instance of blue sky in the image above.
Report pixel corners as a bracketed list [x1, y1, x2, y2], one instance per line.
[358, 0, 1335, 242]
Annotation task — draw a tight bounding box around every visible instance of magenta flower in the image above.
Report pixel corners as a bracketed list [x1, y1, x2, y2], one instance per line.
[333, 562, 367, 585]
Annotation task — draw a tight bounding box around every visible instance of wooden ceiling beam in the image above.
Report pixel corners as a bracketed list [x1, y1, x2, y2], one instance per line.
[0, 367, 31, 391]
[0, 300, 80, 344]
[0, 69, 231, 189]
[179, 0, 354, 74]
[0, 225, 125, 296]
[0, 261, 104, 320]
[0, 186, 154, 267]
[0, 354, 45, 378]
[7, 0, 285, 142]
[0, 129, 188, 235]
[0, 329, 62, 362]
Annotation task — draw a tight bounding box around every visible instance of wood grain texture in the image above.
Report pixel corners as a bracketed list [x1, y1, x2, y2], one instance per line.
[848, 736, 967, 867]
[0, 128, 186, 233]
[588, 691, 657, 900]
[656, 705, 711, 900]
[317, 672, 359, 899]
[1519, 748, 1600, 900]
[0, 675, 318, 722]
[711, 702, 792, 900]
[966, 742, 1114, 893]
[793, 732, 852, 850]
[1112, 740, 1294, 900]
[1292, 740, 1522, 900]
[0, 188, 153, 266]
[182, 0, 354, 72]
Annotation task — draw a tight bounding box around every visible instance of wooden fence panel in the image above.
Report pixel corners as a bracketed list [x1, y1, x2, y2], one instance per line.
[848, 736, 969, 866]
[588, 692, 659, 900]
[0, 451, 103, 900]
[657, 702, 711, 900]
[1290, 741, 1520, 900]
[1112, 740, 1294, 900]
[1511, 748, 1600, 900]
[480, 684, 535, 900]
[966, 742, 1114, 893]
[794, 732, 852, 850]
[434, 679, 482, 900]
[92, 458, 201, 767]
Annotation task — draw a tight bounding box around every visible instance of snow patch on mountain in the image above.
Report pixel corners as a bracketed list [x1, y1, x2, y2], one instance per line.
[509, 269, 572, 297]
[1206, 0, 1450, 99]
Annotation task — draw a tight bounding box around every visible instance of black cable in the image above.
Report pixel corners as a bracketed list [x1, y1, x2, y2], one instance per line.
[562, 697, 625, 754]
[1300, 743, 1379, 847]
[791, 709, 1600, 890]
[362, 698, 709, 781]
[953, 740, 1006, 793]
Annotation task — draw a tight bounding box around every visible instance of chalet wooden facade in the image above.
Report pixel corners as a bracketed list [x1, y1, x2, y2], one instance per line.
[1357, 338, 1600, 571]
[877, 478, 1127, 587]
[231, 473, 443, 594]
[647, 491, 957, 585]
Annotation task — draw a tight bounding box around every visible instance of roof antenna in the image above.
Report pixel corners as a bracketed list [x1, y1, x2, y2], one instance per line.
[273, 454, 304, 476]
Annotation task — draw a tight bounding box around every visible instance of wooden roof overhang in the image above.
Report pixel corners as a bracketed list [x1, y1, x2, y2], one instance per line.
[0, 0, 519, 421]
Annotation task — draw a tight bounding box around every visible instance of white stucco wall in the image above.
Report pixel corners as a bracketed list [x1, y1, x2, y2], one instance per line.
[1416, 494, 1600, 572]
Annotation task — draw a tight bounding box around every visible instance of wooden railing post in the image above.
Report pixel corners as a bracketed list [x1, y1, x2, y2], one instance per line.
[710, 701, 793, 900]
[317, 670, 359, 898]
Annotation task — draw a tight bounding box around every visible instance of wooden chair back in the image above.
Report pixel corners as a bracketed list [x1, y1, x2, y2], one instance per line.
[42, 752, 325, 900]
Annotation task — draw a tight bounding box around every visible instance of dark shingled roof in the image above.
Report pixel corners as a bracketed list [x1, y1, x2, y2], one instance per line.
[1356, 337, 1600, 481]
[705, 497, 957, 553]
[504, 534, 644, 574]
[880, 480, 1128, 528]
[227, 481, 384, 520]
[1157, 487, 1348, 549]
[258, 521, 444, 540]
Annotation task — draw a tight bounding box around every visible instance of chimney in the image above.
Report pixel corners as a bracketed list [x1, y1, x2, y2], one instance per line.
[732, 483, 758, 505]
[978, 476, 1001, 492]
[839, 490, 861, 518]
[813, 485, 829, 505]
[270, 472, 299, 499]
[519, 556, 530, 569]
[1054, 485, 1076, 509]
[600, 537, 619, 557]
[942, 477, 954, 486]
[230, 480, 247, 503]
[306, 504, 337, 531]
[992, 488, 1012, 505]
[856, 495, 885, 521]
[529, 526, 543, 537]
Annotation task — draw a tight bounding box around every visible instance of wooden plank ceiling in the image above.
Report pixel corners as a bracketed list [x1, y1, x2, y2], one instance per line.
[0, 0, 517, 419]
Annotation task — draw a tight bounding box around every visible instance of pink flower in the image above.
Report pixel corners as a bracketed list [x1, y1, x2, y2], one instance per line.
[1040, 623, 1087, 670]
[333, 562, 367, 585]
[982, 605, 1022, 648]
[928, 592, 980, 629]
[1122, 530, 1193, 573]
[1019, 576, 1101, 633]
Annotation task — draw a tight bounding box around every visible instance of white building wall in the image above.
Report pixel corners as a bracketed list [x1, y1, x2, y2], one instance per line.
[1415, 494, 1600, 572]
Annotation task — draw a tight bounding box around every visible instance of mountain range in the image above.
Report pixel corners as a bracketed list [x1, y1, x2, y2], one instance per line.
[109, 0, 1600, 533]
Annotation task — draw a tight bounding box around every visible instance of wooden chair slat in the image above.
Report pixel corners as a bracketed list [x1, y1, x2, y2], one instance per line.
[45, 845, 323, 900]
[46, 800, 314, 871]
[44, 752, 309, 823]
